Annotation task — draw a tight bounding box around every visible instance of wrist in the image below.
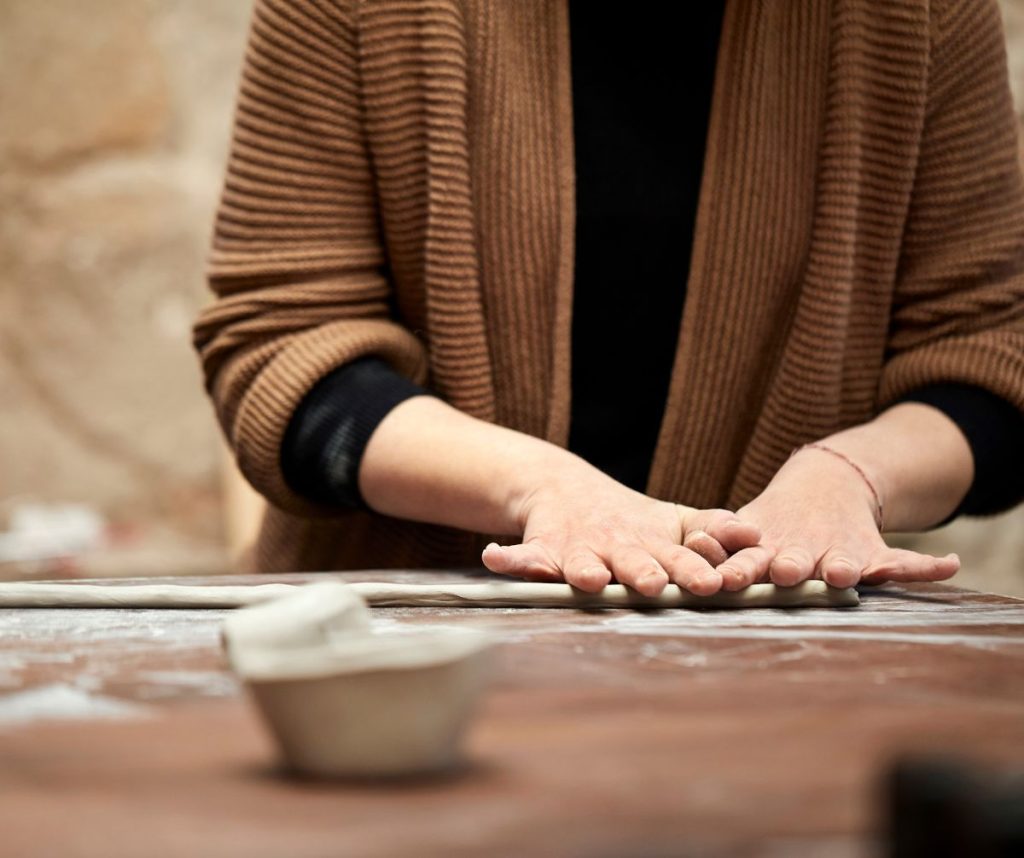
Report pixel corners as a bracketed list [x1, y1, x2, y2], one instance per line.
[504, 442, 613, 532]
[783, 444, 883, 530]
[360, 397, 583, 535]
[799, 404, 973, 531]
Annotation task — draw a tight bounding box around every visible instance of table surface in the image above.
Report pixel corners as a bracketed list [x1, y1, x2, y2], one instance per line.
[0, 571, 1022, 858]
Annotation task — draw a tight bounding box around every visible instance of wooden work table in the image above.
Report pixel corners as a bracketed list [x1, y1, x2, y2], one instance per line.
[0, 572, 1021, 857]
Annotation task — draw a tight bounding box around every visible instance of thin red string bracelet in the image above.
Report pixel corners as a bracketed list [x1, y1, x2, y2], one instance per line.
[790, 443, 885, 531]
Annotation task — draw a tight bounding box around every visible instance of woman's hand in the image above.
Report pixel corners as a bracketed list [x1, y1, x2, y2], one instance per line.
[361, 396, 761, 597]
[715, 445, 960, 590]
[481, 466, 761, 597]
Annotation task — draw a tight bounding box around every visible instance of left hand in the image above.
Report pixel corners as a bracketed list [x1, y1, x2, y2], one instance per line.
[715, 446, 960, 590]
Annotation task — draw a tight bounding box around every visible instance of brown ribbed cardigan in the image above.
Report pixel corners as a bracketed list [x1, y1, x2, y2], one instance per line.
[194, 0, 1024, 573]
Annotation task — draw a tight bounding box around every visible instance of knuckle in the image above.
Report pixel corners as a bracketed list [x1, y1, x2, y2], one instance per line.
[777, 549, 809, 567]
[611, 544, 648, 565]
[665, 547, 700, 569]
[565, 553, 599, 572]
[732, 560, 756, 579]
[618, 558, 659, 580]
[704, 510, 734, 528]
[524, 532, 555, 546]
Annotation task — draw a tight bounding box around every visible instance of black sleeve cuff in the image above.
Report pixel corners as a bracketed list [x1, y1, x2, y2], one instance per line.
[897, 383, 1024, 521]
[281, 356, 433, 509]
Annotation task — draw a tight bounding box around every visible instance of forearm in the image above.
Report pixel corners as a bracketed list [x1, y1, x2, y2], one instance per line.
[796, 402, 974, 532]
[358, 395, 604, 535]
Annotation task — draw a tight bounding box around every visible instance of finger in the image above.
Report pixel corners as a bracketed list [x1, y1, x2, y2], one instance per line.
[815, 545, 865, 589]
[481, 542, 563, 582]
[682, 529, 728, 567]
[769, 546, 817, 587]
[653, 543, 723, 596]
[860, 550, 960, 584]
[860, 548, 950, 584]
[562, 546, 614, 593]
[605, 544, 670, 597]
[685, 509, 762, 554]
[717, 545, 774, 591]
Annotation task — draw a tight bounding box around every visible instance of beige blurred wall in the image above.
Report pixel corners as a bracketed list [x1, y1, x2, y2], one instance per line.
[0, 0, 1022, 593]
[0, 0, 253, 576]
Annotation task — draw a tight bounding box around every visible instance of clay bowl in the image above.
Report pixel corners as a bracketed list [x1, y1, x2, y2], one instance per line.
[222, 582, 494, 778]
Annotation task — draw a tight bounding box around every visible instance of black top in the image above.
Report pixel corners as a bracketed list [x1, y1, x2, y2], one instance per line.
[565, 0, 722, 491]
[280, 3, 1024, 519]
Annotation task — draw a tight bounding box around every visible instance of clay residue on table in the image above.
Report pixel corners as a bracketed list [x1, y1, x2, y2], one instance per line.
[0, 577, 1021, 856]
[0, 577, 1019, 711]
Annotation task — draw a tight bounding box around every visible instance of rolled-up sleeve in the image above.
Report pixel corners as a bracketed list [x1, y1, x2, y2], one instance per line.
[192, 0, 428, 516]
[879, 0, 1024, 433]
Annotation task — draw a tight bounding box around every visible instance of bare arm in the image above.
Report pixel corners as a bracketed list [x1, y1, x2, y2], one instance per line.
[803, 401, 973, 533]
[359, 396, 555, 537]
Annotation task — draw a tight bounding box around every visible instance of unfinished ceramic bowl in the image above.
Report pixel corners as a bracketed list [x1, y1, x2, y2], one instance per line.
[222, 582, 494, 778]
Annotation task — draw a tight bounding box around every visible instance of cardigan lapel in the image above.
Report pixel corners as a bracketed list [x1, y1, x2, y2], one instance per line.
[361, 0, 576, 440]
[644, 0, 926, 508]
[542, 0, 576, 447]
[459, 0, 575, 440]
[646, 0, 835, 507]
[644, 0, 750, 504]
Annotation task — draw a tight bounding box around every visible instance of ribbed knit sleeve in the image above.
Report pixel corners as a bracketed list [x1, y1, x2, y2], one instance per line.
[879, 0, 1024, 421]
[191, 0, 428, 516]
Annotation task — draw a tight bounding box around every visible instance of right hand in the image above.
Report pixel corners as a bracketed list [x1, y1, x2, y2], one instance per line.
[481, 468, 761, 597]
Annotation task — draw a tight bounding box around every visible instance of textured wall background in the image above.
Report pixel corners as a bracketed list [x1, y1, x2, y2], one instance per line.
[0, 0, 1022, 593]
[0, 0, 252, 577]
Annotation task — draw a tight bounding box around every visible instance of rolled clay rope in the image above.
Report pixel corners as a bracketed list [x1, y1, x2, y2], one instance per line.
[0, 580, 859, 610]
